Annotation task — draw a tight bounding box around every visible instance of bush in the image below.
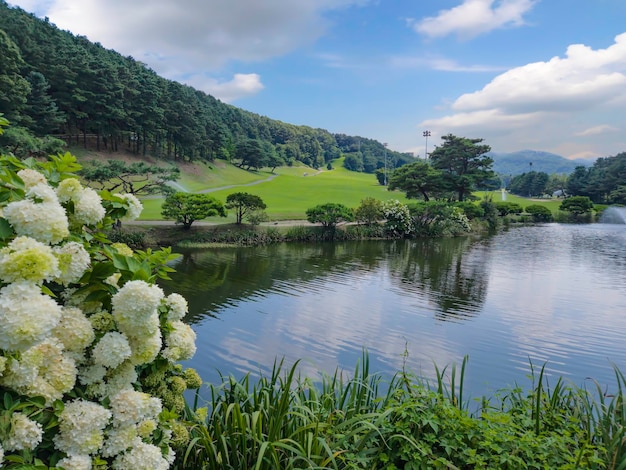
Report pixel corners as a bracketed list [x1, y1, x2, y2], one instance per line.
[455, 201, 485, 220]
[525, 204, 553, 222]
[0, 152, 199, 469]
[494, 201, 523, 216]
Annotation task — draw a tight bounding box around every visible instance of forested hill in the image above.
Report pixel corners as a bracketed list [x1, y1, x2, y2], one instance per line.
[490, 150, 594, 176]
[0, 1, 415, 172]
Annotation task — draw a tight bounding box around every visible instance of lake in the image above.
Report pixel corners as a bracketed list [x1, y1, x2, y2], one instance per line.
[161, 223, 626, 400]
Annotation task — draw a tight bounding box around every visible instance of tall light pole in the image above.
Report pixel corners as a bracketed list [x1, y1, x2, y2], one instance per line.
[423, 130, 431, 159]
[383, 142, 388, 186]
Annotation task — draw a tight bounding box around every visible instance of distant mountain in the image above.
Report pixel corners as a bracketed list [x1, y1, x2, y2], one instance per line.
[489, 150, 594, 176]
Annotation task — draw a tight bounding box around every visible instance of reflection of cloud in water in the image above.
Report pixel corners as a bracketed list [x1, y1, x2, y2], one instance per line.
[181, 227, 626, 399]
[483, 225, 626, 386]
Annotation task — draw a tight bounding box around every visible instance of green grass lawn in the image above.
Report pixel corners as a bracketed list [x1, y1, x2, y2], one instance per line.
[139, 164, 570, 222]
[476, 190, 563, 212]
[140, 159, 410, 221]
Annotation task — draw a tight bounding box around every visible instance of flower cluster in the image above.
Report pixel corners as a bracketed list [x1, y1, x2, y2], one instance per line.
[382, 200, 414, 236]
[0, 155, 200, 470]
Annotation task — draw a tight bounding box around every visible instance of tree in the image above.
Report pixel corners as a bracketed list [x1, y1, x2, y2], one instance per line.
[23, 71, 65, 135]
[388, 161, 448, 201]
[306, 203, 354, 228]
[559, 196, 594, 216]
[225, 192, 267, 224]
[0, 30, 30, 123]
[354, 197, 383, 225]
[80, 160, 180, 196]
[429, 134, 494, 201]
[266, 150, 285, 173]
[525, 204, 553, 222]
[234, 139, 268, 170]
[161, 192, 226, 229]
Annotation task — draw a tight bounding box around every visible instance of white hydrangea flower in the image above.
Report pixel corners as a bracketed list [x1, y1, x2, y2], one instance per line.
[164, 293, 188, 321]
[92, 332, 131, 369]
[17, 168, 47, 188]
[162, 321, 196, 362]
[119, 193, 143, 221]
[112, 281, 163, 339]
[53, 242, 91, 285]
[112, 439, 169, 470]
[0, 281, 62, 352]
[26, 182, 58, 204]
[0, 356, 7, 376]
[74, 187, 105, 225]
[2, 338, 77, 405]
[110, 390, 162, 427]
[78, 364, 107, 386]
[0, 236, 59, 284]
[52, 307, 95, 353]
[54, 399, 112, 456]
[56, 454, 92, 470]
[137, 419, 157, 438]
[112, 280, 164, 318]
[4, 199, 69, 244]
[3, 412, 43, 451]
[101, 425, 137, 458]
[102, 361, 138, 399]
[0, 442, 4, 467]
[56, 178, 83, 203]
[128, 332, 162, 365]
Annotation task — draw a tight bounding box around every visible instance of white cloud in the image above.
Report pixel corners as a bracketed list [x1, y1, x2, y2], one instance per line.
[574, 125, 620, 137]
[420, 33, 626, 157]
[186, 73, 264, 103]
[29, 0, 367, 70]
[413, 0, 538, 39]
[11, 0, 369, 100]
[389, 55, 507, 73]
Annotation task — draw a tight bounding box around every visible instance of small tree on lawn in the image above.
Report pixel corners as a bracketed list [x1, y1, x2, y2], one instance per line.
[560, 196, 594, 216]
[225, 192, 267, 225]
[526, 204, 553, 222]
[355, 197, 383, 225]
[162, 192, 226, 229]
[306, 203, 354, 229]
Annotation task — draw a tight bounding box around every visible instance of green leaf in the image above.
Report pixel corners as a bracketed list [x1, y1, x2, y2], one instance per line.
[0, 217, 14, 239]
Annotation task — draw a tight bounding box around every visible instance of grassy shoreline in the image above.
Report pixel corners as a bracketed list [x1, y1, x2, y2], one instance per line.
[179, 354, 625, 469]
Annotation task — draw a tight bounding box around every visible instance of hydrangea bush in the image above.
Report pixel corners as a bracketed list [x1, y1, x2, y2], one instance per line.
[0, 151, 200, 469]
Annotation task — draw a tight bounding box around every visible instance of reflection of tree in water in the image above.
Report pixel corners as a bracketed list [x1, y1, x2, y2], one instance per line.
[386, 237, 492, 321]
[160, 238, 491, 325]
[159, 242, 390, 324]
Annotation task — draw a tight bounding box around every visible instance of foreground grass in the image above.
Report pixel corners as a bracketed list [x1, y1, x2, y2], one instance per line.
[178, 355, 625, 469]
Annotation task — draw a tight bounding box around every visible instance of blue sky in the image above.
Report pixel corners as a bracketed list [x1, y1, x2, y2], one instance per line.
[8, 0, 626, 159]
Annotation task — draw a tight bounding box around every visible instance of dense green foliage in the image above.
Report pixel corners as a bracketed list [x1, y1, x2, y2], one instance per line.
[0, 2, 413, 172]
[509, 170, 550, 197]
[388, 135, 494, 203]
[525, 204, 554, 222]
[161, 192, 226, 229]
[429, 134, 494, 202]
[306, 203, 354, 228]
[566, 152, 626, 204]
[180, 355, 626, 469]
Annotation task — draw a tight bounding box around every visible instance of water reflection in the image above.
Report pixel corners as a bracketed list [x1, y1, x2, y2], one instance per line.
[386, 238, 490, 321]
[161, 225, 626, 399]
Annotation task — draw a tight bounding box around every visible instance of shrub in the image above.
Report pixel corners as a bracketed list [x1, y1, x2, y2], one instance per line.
[455, 201, 485, 220]
[494, 201, 523, 216]
[525, 204, 553, 222]
[0, 152, 199, 469]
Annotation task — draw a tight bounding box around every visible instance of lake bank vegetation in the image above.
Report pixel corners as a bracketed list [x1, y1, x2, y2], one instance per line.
[179, 353, 626, 469]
